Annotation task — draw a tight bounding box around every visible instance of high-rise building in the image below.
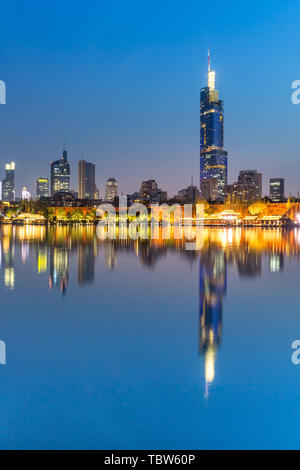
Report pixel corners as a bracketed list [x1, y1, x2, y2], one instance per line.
[270, 178, 285, 202]
[105, 178, 118, 202]
[50, 149, 70, 196]
[140, 179, 158, 198]
[21, 187, 31, 200]
[78, 160, 96, 199]
[238, 170, 262, 200]
[200, 177, 218, 201]
[139, 179, 168, 202]
[200, 51, 228, 201]
[225, 170, 262, 202]
[2, 162, 15, 202]
[36, 178, 49, 198]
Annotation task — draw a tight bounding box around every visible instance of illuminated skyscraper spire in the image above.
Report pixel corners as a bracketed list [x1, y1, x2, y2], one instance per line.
[208, 49, 215, 90]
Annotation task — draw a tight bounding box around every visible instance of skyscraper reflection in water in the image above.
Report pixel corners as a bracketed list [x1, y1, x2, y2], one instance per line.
[199, 248, 226, 398]
[78, 241, 96, 285]
[49, 245, 69, 294]
[1, 230, 15, 290]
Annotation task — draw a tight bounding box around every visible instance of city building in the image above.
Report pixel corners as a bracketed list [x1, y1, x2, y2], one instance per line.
[238, 170, 262, 200]
[270, 178, 285, 202]
[78, 160, 98, 199]
[105, 178, 118, 202]
[225, 170, 262, 202]
[21, 187, 31, 200]
[200, 51, 228, 201]
[200, 177, 218, 201]
[176, 186, 200, 203]
[50, 149, 70, 196]
[2, 162, 15, 202]
[140, 179, 167, 202]
[36, 177, 49, 198]
[140, 179, 158, 198]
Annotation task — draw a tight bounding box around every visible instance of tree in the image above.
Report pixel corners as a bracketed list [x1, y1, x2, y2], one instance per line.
[57, 207, 67, 221]
[85, 211, 95, 222]
[71, 208, 84, 221]
[248, 201, 267, 216]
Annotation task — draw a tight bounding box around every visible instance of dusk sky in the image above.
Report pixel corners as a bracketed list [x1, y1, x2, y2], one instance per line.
[0, 0, 299, 198]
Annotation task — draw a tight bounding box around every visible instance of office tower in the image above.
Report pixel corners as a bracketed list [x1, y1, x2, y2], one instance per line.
[238, 170, 262, 200]
[78, 160, 96, 199]
[36, 178, 49, 198]
[105, 178, 118, 202]
[2, 162, 15, 202]
[140, 179, 167, 202]
[225, 170, 262, 202]
[200, 177, 218, 201]
[21, 187, 31, 200]
[176, 178, 200, 203]
[140, 179, 158, 198]
[0, 181, 2, 200]
[200, 51, 228, 201]
[50, 149, 70, 196]
[270, 178, 285, 202]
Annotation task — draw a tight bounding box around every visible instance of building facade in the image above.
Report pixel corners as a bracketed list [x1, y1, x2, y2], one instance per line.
[139, 179, 167, 202]
[36, 177, 49, 198]
[200, 51, 228, 201]
[50, 149, 70, 196]
[225, 170, 262, 202]
[2, 162, 15, 202]
[238, 170, 262, 200]
[105, 178, 118, 202]
[78, 160, 96, 199]
[270, 178, 285, 202]
[21, 187, 31, 200]
[200, 177, 218, 201]
[140, 180, 158, 198]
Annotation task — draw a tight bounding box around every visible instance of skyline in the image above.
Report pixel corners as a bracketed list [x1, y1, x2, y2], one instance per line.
[0, 0, 300, 197]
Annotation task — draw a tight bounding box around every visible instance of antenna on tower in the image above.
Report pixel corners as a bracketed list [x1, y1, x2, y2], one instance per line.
[208, 48, 210, 73]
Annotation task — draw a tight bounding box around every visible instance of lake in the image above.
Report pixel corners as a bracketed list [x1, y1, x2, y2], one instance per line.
[0, 225, 300, 449]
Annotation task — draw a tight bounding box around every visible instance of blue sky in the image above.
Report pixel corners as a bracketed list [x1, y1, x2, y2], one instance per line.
[0, 0, 299, 197]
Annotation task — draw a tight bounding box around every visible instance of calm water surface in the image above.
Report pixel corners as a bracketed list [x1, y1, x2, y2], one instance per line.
[1, 225, 300, 449]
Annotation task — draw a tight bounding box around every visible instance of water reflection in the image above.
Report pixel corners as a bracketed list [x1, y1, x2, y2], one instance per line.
[199, 248, 225, 398]
[1, 225, 300, 290]
[1, 225, 300, 397]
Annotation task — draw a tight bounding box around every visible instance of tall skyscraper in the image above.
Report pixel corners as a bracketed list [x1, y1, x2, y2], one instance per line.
[105, 178, 118, 202]
[200, 51, 228, 201]
[36, 177, 49, 198]
[50, 149, 70, 196]
[2, 162, 15, 202]
[270, 178, 285, 202]
[78, 160, 96, 199]
[21, 187, 31, 200]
